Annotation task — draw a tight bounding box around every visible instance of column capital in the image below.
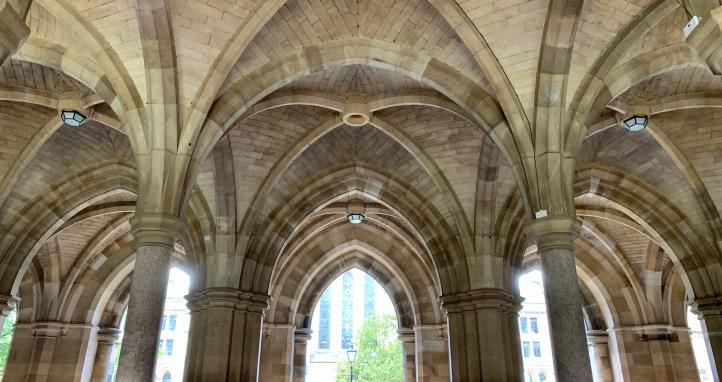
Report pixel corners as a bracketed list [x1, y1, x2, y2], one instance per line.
[440, 288, 523, 315]
[691, 295, 722, 317]
[586, 329, 609, 345]
[18, 321, 67, 338]
[397, 328, 415, 343]
[97, 327, 122, 344]
[294, 328, 313, 343]
[525, 216, 581, 251]
[185, 288, 270, 314]
[130, 213, 186, 248]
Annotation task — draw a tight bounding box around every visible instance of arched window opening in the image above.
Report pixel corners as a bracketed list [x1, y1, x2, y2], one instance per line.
[539, 372, 548, 382]
[519, 270, 556, 382]
[109, 267, 191, 382]
[307, 268, 402, 381]
[0, 309, 17, 379]
[688, 305, 713, 381]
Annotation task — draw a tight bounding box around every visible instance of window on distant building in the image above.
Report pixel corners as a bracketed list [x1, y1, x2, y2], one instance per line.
[341, 272, 354, 349]
[533, 341, 541, 357]
[526, 373, 533, 382]
[539, 373, 547, 382]
[161, 316, 167, 331]
[162, 372, 171, 382]
[520, 317, 528, 333]
[364, 275, 375, 318]
[158, 339, 164, 352]
[318, 289, 331, 349]
[522, 341, 530, 358]
[530, 317, 538, 333]
[165, 339, 174, 356]
[169, 315, 177, 331]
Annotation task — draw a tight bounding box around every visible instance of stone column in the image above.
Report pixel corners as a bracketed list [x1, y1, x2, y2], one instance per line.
[587, 330, 613, 382]
[398, 328, 416, 382]
[116, 215, 184, 382]
[441, 288, 523, 381]
[526, 217, 593, 381]
[692, 296, 722, 382]
[259, 323, 295, 381]
[293, 328, 312, 382]
[414, 325, 450, 382]
[183, 288, 270, 382]
[90, 327, 121, 382]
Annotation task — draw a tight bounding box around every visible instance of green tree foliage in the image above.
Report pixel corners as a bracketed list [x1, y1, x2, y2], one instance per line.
[0, 310, 16, 377]
[336, 314, 402, 382]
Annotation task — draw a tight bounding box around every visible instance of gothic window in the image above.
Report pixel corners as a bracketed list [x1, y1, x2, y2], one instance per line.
[364, 274, 375, 318]
[539, 373, 547, 382]
[162, 372, 171, 382]
[341, 272, 354, 349]
[318, 289, 331, 349]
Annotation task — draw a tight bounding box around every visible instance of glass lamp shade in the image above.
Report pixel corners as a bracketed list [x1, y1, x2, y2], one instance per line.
[347, 213, 365, 224]
[61, 110, 89, 127]
[622, 115, 648, 132]
[346, 346, 358, 362]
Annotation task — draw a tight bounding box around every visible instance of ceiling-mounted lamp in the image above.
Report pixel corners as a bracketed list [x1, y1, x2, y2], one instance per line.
[346, 199, 365, 224]
[621, 115, 648, 132]
[618, 104, 650, 132]
[57, 91, 94, 127]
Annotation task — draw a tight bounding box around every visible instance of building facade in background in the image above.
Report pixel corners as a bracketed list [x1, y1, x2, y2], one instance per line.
[306, 268, 396, 381]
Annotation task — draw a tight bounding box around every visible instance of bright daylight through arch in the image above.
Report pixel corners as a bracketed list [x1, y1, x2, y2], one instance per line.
[306, 268, 402, 382]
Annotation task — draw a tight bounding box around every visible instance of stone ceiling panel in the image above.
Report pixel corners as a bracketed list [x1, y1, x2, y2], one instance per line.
[223, 0, 490, 95]
[457, 0, 548, 117]
[228, 105, 337, 226]
[376, 105, 483, 223]
[567, 0, 652, 110]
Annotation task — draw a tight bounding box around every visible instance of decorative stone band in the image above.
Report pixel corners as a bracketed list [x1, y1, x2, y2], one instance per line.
[439, 288, 523, 316]
[397, 327, 415, 343]
[130, 214, 186, 249]
[14, 321, 94, 338]
[185, 288, 271, 315]
[525, 216, 581, 251]
[691, 295, 722, 318]
[294, 328, 313, 343]
[609, 324, 689, 342]
[0, 294, 18, 316]
[97, 327, 122, 345]
[586, 329, 609, 345]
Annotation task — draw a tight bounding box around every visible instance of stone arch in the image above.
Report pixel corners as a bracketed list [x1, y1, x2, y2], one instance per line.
[182, 38, 531, 221]
[268, 232, 443, 330]
[242, 164, 469, 296]
[0, 165, 137, 295]
[575, 166, 722, 299]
